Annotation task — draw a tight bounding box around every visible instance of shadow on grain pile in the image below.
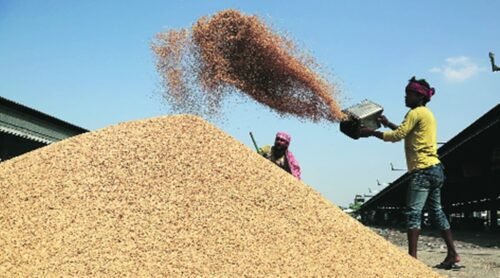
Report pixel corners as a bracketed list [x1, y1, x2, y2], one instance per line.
[0, 115, 442, 277]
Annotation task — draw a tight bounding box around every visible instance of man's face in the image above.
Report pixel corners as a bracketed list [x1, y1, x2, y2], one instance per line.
[405, 90, 422, 108]
[274, 136, 289, 150]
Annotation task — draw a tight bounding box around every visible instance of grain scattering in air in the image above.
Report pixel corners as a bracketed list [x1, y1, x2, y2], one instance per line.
[152, 10, 345, 122]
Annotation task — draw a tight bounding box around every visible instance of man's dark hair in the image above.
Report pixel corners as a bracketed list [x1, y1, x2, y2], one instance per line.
[407, 76, 431, 104]
[408, 76, 430, 89]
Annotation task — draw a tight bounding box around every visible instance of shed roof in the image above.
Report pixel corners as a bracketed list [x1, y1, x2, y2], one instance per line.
[0, 96, 88, 144]
[359, 104, 500, 212]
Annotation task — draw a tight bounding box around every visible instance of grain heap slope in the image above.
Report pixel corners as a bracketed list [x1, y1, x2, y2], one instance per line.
[0, 115, 441, 277]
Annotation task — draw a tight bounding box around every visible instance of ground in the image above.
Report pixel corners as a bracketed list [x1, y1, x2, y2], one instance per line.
[370, 227, 500, 278]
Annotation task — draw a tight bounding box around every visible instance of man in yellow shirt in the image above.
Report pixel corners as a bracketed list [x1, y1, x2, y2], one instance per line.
[360, 77, 460, 269]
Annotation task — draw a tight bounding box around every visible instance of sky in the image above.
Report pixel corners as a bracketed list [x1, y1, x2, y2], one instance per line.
[1, 0, 499, 207]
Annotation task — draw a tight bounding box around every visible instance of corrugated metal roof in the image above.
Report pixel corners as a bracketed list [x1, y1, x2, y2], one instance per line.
[0, 96, 89, 145]
[0, 125, 54, 144]
[0, 96, 88, 133]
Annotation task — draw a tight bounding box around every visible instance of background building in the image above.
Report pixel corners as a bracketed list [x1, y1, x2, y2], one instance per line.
[358, 104, 500, 230]
[0, 96, 88, 162]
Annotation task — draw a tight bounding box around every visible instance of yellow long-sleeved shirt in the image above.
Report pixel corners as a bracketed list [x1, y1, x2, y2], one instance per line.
[383, 106, 440, 172]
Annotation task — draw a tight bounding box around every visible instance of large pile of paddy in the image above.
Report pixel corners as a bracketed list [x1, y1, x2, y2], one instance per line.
[0, 115, 441, 277]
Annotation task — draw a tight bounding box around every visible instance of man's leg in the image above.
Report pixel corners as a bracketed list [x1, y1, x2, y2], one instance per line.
[428, 189, 460, 262]
[407, 228, 420, 258]
[406, 171, 429, 258]
[440, 229, 460, 263]
[427, 165, 460, 265]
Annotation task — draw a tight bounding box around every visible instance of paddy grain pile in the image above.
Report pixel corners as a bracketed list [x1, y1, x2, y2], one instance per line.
[152, 9, 344, 122]
[0, 115, 441, 277]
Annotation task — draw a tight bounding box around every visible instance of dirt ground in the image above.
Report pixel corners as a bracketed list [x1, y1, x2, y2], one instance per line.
[371, 227, 500, 278]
